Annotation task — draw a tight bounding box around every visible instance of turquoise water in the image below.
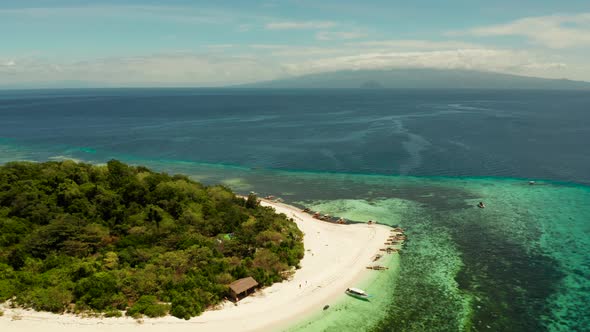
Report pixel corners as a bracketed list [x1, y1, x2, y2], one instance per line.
[285, 254, 401, 332]
[1, 88, 589, 331]
[1, 144, 588, 331]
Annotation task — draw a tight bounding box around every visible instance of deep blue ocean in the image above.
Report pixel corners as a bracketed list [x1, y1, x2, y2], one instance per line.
[0, 88, 589, 331]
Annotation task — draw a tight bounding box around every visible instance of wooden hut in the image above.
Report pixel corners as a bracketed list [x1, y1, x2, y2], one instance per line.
[229, 277, 259, 302]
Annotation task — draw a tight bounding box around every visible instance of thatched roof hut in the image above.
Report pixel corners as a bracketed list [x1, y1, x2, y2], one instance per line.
[229, 277, 258, 301]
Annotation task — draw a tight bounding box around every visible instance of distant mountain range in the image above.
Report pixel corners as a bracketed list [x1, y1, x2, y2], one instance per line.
[239, 69, 590, 90]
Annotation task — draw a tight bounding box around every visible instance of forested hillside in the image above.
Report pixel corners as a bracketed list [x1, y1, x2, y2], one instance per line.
[0, 160, 304, 319]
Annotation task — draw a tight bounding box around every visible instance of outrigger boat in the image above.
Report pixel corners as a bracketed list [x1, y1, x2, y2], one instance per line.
[345, 287, 371, 301]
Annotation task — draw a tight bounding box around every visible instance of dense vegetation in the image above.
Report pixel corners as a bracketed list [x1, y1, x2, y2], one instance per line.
[0, 160, 304, 319]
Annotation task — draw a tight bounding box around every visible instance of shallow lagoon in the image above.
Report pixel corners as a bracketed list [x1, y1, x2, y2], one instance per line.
[1, 88, 588, 331]
[2, 145, 588, 331]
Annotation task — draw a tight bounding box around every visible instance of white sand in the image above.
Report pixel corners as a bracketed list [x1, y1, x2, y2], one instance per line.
[0, 200, 392, 332]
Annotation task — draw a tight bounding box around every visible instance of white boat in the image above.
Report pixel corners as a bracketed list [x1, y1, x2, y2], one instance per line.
[345, 287, 370, 300]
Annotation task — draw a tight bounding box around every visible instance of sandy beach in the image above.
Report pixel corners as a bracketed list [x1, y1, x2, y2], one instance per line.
[0, 199, 393, 332]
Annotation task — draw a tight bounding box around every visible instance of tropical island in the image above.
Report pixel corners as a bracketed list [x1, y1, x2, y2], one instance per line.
[0, 160, 304, 319]
[0, 160, 395, 331]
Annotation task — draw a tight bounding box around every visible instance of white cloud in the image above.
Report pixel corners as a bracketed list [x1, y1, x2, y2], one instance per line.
[0, 5, 264, 25]
[281, 49, 568, 77]
[249, 39, 480, 57]
[315, 31, 367, 40]
[265, 21, 337, 30]
[249, 44, 348, 57]
[206, 44, 235, 49]
[520, 62, 567, 70]
[349, 39, 483, 50]
[454, 13, 590, 49]
[249, 44, 286, 49]
[0, 45, 585, 87]
[0, 54, 283, 87]
[237, 24, 252, 32]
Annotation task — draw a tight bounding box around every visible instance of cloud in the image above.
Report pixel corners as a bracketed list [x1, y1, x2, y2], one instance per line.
[349, 39, 483, 50]
[0, 46, 582, 87]
[0, 5, 262, 25]
[0, 54, 283, 87]
[520, 62, 567, 70]
[206, 44, 235, 49]
[454, 13, 590, 49]
[280, 49, 567, 77]
[265, 21, 337, 30]
[248, 44, 348, 57]
[237, 24, 252, 32]
[249, 39, 479, 57]
[315, 31, 367, 40]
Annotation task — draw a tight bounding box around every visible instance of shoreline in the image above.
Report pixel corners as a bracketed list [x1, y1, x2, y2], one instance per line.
[1, 199, 395, 332]
[283, 248, 401, 332]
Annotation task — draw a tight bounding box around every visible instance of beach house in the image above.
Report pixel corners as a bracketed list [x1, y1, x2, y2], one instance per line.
[229, 277, 259, 302]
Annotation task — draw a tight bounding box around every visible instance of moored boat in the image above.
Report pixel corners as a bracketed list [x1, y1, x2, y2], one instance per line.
[345, 287, 370, 300]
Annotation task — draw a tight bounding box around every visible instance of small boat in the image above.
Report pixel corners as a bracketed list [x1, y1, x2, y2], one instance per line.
[366, 265, 388, 270]
[345, 287, 370, 300]
[477, 201, 485, 208]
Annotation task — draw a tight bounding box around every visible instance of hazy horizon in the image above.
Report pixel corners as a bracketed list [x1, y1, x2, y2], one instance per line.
[2, 0, 590, 88]
[2, 68, 590, 90]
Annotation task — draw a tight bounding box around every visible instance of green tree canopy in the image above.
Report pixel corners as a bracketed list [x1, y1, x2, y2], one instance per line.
[0, 161, 304, 319]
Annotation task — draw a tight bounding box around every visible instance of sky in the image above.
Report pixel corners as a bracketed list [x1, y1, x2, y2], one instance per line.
[1, 0, 590, 87]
